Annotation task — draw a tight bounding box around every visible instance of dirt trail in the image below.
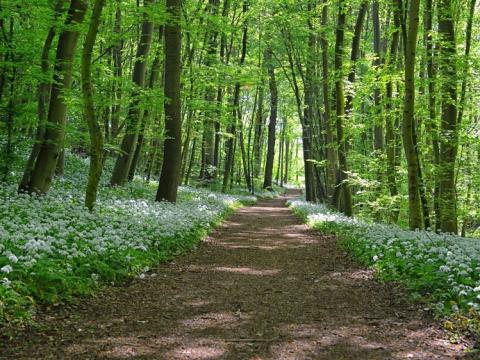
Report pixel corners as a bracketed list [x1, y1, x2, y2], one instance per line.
[0, 194, 473, 359]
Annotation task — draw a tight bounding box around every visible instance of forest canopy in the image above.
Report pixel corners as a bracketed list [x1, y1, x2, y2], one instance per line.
[1, 0, 479, 235]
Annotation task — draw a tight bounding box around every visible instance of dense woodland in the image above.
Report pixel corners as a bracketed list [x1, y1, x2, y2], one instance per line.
[0, 0, 480, 346]
[0, 0, 477, 232]
[1, 0, 479, 235]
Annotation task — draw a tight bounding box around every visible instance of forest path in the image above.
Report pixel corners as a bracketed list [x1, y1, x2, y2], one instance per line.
[1, 193, 471, 359]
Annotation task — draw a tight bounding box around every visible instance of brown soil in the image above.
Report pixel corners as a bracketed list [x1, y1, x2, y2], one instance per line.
[0, 194, 475, 359]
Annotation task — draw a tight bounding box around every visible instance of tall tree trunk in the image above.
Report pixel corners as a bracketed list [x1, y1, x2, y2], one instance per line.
[424, 0, 441, 230]
[402, 0, 423, 229]
[239, 120, 252, 192]
[252, 82, 265, 178]
[283, 135, 290, 185]
[457, 0, 475, 127]
[128, 27, 164, 181]
[371, 0, 384, 152]
[111, 0, 154, 187]
[18, 0, 65, 192]
[334, 0, 353, 216]
[156, 0, 182, 202]
[201, 0, 220, 180]
[303, 26, 317, 203]
[212, 0, 230, 177]
[385, 2, 400, 223]
[222, 1, 248, 193]
[26, 0, 88, 194]
[263, 48, 277, 190]
[320, 0, 337, 196]
[438, 0, 458, 233]
[111, 0, 123, 139]
[345, 0, 368, 116]
[82, 0, 106, 210]
[185, 137, 197, 185]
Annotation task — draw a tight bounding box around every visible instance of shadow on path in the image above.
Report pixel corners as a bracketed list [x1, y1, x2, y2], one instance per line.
[0, 193, 473, 359]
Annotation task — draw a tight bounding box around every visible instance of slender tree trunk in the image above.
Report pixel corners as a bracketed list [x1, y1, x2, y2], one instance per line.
[252, 82, 265, 178]
[201, 0, 220, 180]
[185, 137, 197, 185]
[345, 0, 368, 116]
[156, 0, 182, 202]
[385, 2, 400, 223]
[222, 1, 248, 193]
[19, 0, 65, 192]
[82, 0, 106, 210]
[283, 135, 290, 185]
[402, 0, 423, 229]
[223, 85, 241, 192]
[111, 0, 154, 186]
[424, 0, 441, 230]
[334, 0, 353, 216]
[128, 27, 164, 181]
[457, 0, 475, 127]
[111, 0, 123, 139]
[320, 0, 337, 196]
[372, 0, 384, 152]
[263, 48, 277, 190]
[26, 0, 88, 194]
[212, 0, 230, 177]
[438, 0, 458, 233]
[239, 120, 252, 192]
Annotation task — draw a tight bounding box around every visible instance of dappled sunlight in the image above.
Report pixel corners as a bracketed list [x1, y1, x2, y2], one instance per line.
[183, 264, 281, 276]
[327, 269, 376, 282]
[171, 346, 226, 359]
[213, 266, 280, 276]
[269, 321, 465, 359]
[66, 336, 157, 359]
[180, 311, 249, 330]
[184, 299, 212, 307]
[3, 195, 472, 358]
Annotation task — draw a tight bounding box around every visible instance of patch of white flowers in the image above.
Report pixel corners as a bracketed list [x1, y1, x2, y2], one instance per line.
[0, 157, 255, 305]
[288, 200, 480, 313]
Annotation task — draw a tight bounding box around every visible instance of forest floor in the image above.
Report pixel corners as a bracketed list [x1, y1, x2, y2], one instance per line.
[0, 192, 475, 359]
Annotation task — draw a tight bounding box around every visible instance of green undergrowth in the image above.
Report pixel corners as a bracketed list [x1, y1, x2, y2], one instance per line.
[288, 200, 480, 345]
[0, 155, 256, 329]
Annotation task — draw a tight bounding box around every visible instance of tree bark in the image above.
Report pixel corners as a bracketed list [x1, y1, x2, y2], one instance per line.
[385, 2, 400, 223]
[82, 0, 106, 210]
[252, 82, 265, 178]
[18, 0, 65, 192]
[110, 0, 123, 139]
[263, 48, 277, 190]
[402, 0, 423, 229]
[334, 0, 353, 216]
[26, 0, 88, 194]
[319, 0, 337, 196]
[438, 0, 458, 233]
[128, 27, 164, 181]
[156, 0, 182, 202]
[111, 0, 154, 187]
[222, 1, 248, 193]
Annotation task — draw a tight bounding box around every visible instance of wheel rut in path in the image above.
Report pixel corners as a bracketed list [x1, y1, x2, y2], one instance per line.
[0, 194, 472, 359]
